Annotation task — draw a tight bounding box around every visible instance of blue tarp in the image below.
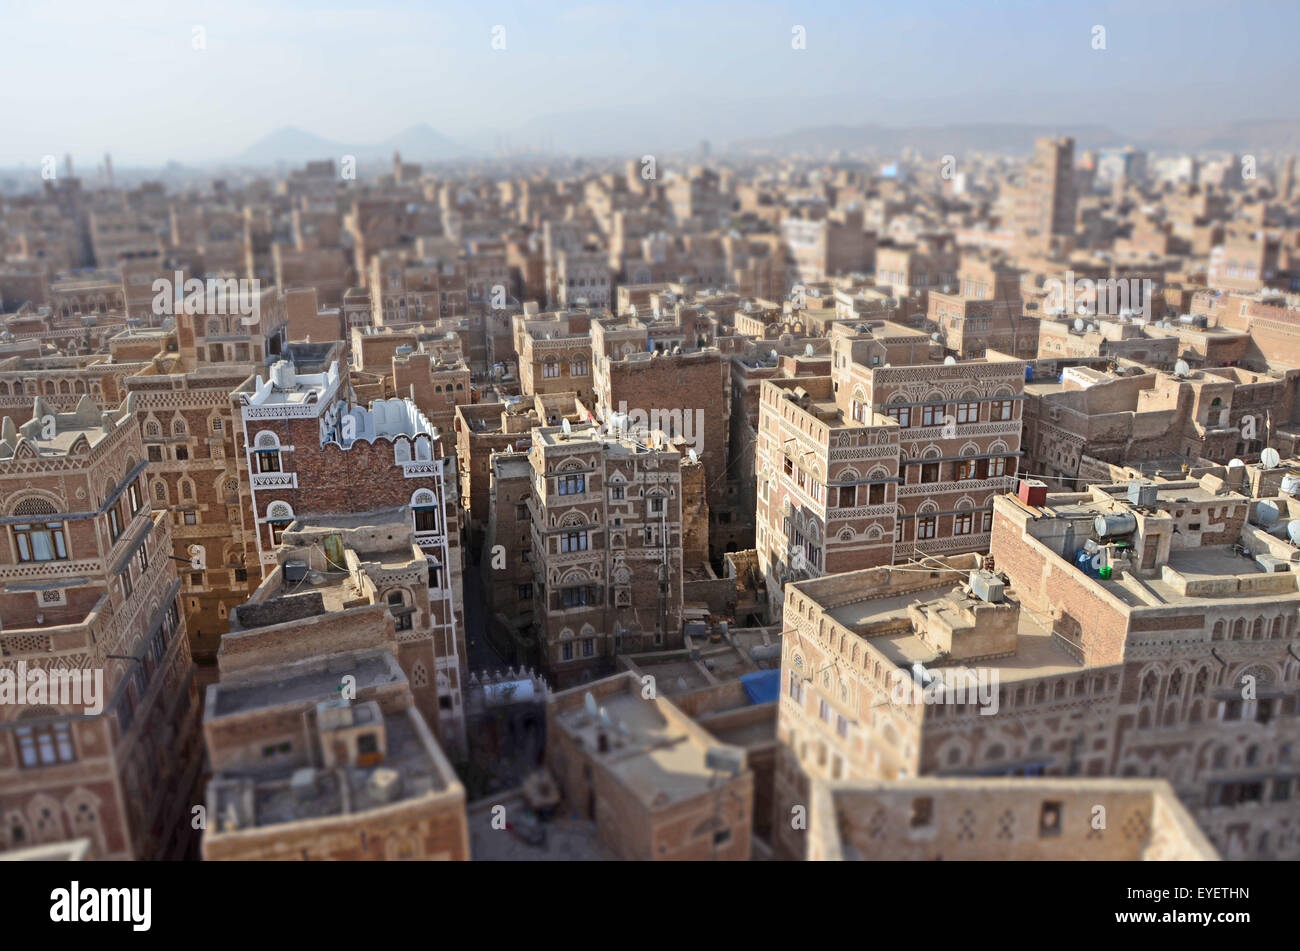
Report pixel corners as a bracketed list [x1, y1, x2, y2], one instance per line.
[740, 669, 781, 705]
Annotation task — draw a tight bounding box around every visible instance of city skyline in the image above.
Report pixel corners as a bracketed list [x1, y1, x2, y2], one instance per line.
[4, 0, 1300, 166]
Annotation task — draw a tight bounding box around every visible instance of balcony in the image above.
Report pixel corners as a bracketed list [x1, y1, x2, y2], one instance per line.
[250, 471, 298, 489]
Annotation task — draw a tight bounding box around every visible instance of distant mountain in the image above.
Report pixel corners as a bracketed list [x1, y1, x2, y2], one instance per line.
[1140, 119, 1300, 154]
[378, 123, 472, 160]
[236, 126, 343, 163]
[730, 122, 1132, 156]
[730, 119, 1300, 157]
[235, 124, 478, 165]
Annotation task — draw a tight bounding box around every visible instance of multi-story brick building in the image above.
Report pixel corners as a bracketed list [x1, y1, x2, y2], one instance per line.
[989, 476, 1300, 860]
[526, 421, 684, 687]
[232, 358, 467, 754]
[755, 330, 1024, 618]
[513, 309, 596, 405]
[546, 671, 752, 860]
[202, 615, 467, 860]
[0, 396, 202, 859]
[808, 777, 1217, 860]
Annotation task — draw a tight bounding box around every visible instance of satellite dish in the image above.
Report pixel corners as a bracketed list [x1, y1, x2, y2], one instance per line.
[805, 343, 814, 356]
[688, 448, 699, 463]
[583, 692, 598, 717]
[599, 707, 612, 726]
[1261, 447, 1281, 468]
[561, 418, 572, 436]
[1228, 458, 1245, 468]
[930, 332, 941, 342]
[943, 356, 956, 365]
[769, 349, 779, 361]
[1073, 318, 1085, 331]
[1174, 360, 1191, 377]
[1288, 520, 1300, 546]
[1257, 500, 1280, 525]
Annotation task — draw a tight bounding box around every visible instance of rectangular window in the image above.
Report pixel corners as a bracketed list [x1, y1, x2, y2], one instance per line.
[955, 401, 979, 424]
[921, 405, 942, 427]
[560, 586, 592, 609]
[557, 474, 585, 495]
[989, 456, 1007, 477]
[562, 642, 574, 661]
[886, 406, 911, 427]
[256, 451, 281, 473]
[543, 362, 560, 378]
[954, 511, 973, 535]
[414, 507, 438, 533]
[13, 522, 68, 562]
[610, 486, 624, 500]
[956, 458, 978, 480]
[582, 638, 595, 657]
[869, 483, 885, 505]
[836, 714, 848, 738]
[16, 724, 76, 767]
[560, 530, 588, 553]
[917, 517, 937, 540]
[990, 399, 1014, 421]
[920, 462, 939, 483]
[107, 506, 121, 543]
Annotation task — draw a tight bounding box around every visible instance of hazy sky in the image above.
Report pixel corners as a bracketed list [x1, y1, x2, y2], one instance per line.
[2, 0, 1297, 165]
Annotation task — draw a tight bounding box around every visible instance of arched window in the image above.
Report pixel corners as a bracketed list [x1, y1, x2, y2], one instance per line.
[9, 498, 67, 562]
[412, 489, 439, 533]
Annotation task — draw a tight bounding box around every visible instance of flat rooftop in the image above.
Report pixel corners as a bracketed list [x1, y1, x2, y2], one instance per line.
[555, 691, 724, 809]
[211, 650, 401, 717]
[827, 586, 1081, 682]
[213, 709, 447, 829]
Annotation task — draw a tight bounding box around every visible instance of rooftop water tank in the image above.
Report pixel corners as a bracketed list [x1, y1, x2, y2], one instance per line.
[1095, 512, 1137, 537]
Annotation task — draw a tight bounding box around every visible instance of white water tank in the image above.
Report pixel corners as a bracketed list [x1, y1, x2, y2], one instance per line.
[269, 360, 295, 389]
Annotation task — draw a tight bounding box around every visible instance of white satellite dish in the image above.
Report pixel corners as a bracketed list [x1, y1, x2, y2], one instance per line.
[583, 692, 598, 717]
[769, 349, 779, 361]
[943, 356, 956, 365]
[688, 448, 699, 463]
[1073, 318, 1086, 331]
[1257, 500, 1280, 525]
[1288, 520, 1300, 546]
[930, 332, 941, 342]
[1261, 447, 1281, 468]
[561, 418, 572, 436]
[805, 343, 814, 356]
[1174, 359, 1191, 377]
[1228, 458, 1245, 468]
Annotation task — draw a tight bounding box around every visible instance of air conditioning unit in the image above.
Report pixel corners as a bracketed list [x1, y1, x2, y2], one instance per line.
[1127, 481, 1158, 507]
[968, 569, 1005, 603]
